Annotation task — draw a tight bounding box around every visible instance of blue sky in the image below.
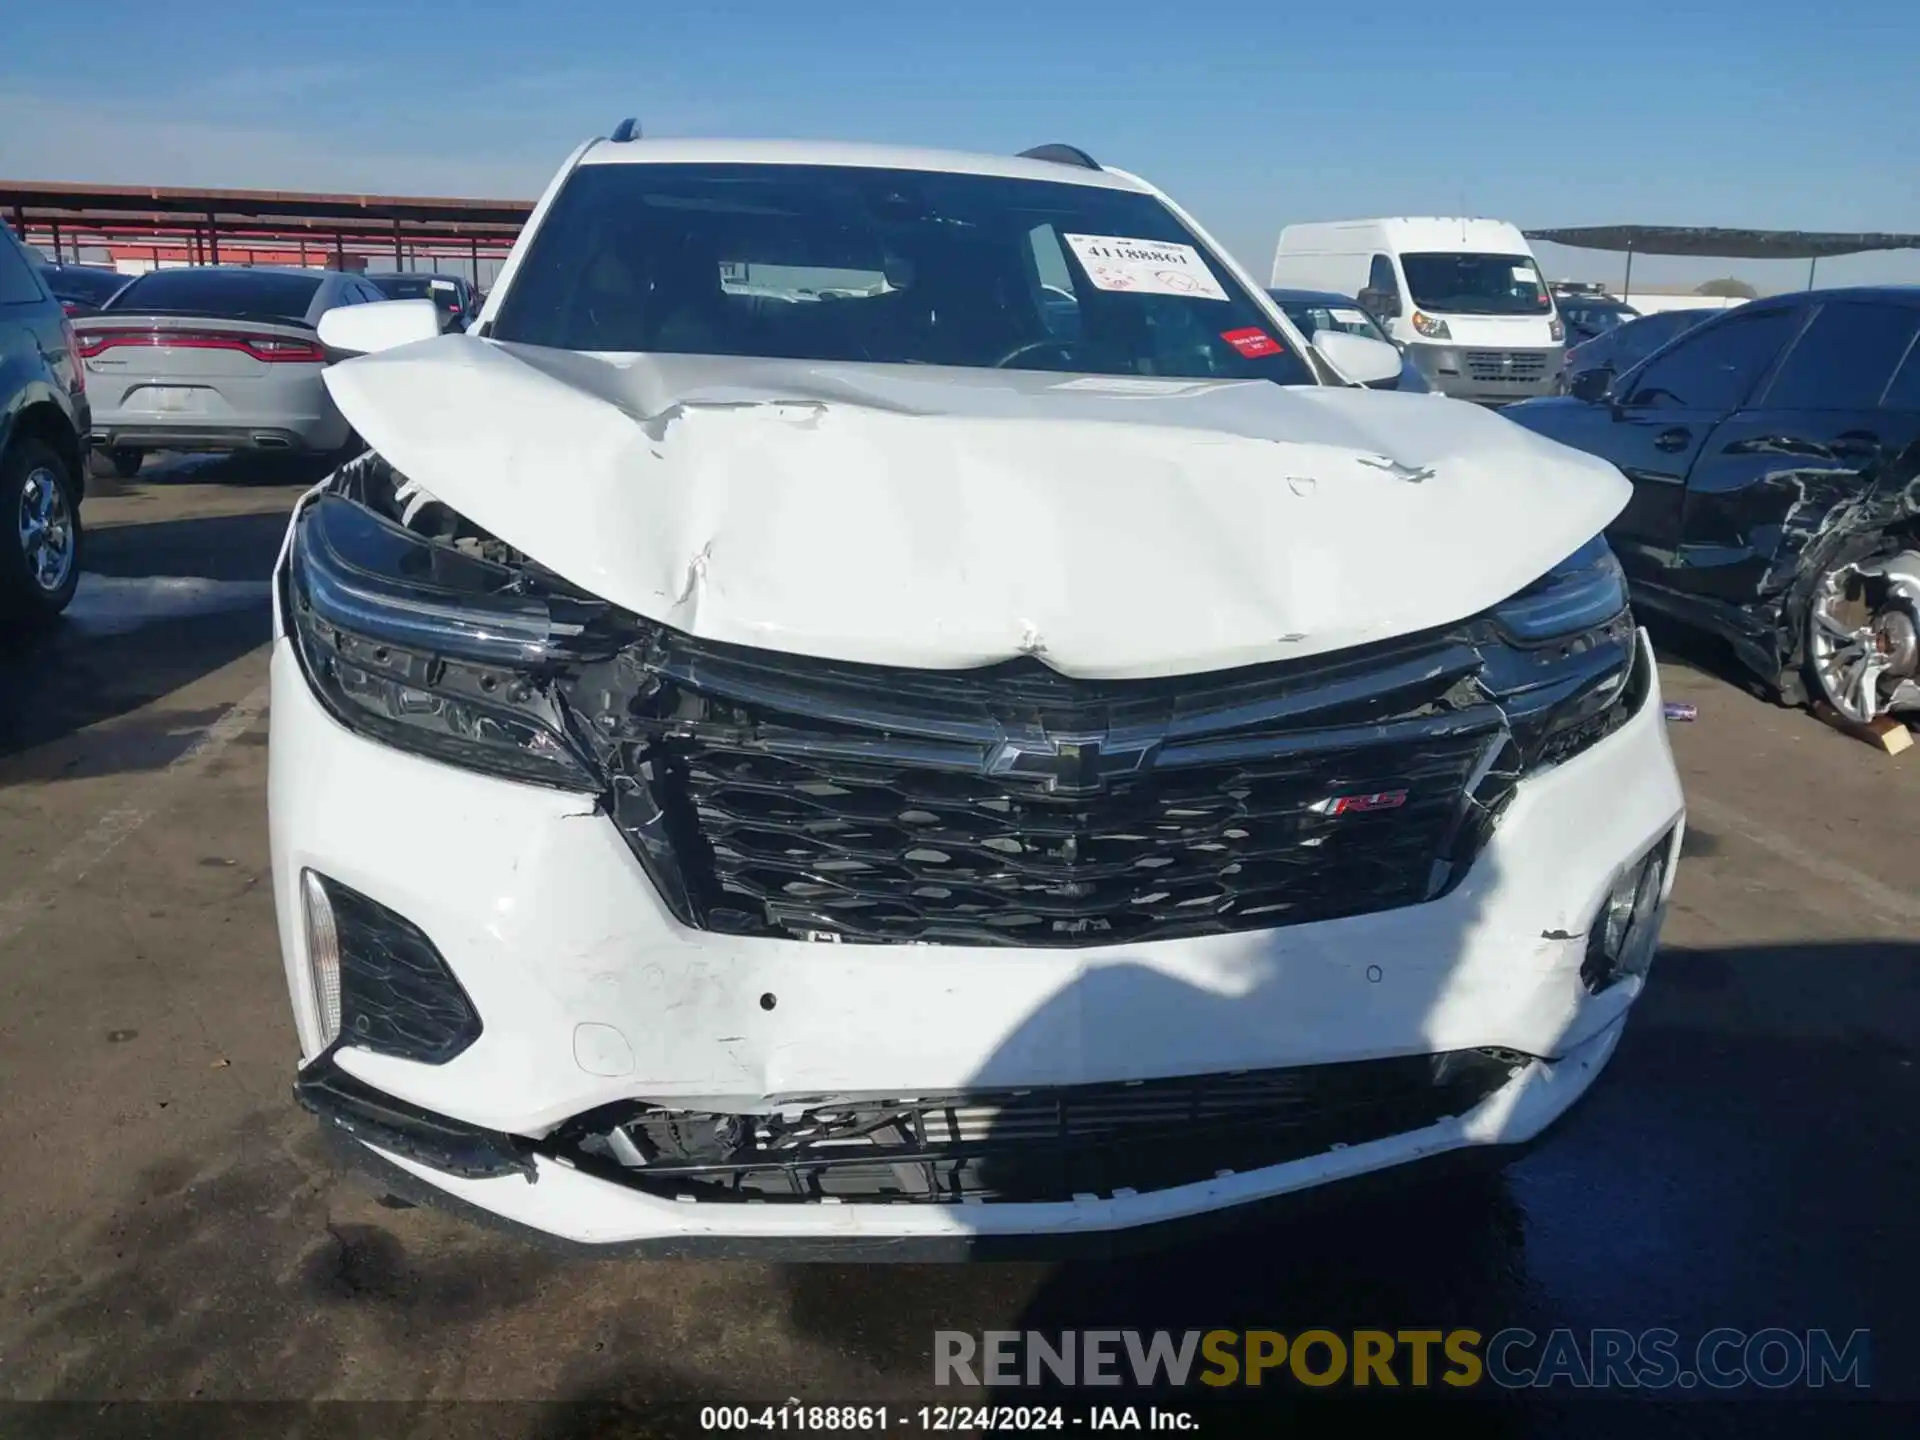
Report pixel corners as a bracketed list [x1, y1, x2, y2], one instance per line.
[3, 0, 1917, 291]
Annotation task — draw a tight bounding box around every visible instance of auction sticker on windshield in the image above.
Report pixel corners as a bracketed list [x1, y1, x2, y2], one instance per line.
[1063, 234, 1230, 301]
[1221, 327, 1282, 358]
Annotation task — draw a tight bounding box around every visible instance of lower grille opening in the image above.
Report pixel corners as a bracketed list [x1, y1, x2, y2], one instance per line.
[542, 1050, 1529, 1204]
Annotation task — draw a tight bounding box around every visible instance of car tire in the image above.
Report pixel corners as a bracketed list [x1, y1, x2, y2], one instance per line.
[88, 445, 143, 480]
[0, 437, 84, 623]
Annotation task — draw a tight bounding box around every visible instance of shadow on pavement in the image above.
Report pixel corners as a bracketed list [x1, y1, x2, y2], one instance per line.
[738, 941, 1917, 1431]
[112, 451, 338, 491]
[0, 510, 288, 770]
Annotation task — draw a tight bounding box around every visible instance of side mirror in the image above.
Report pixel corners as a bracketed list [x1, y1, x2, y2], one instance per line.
[1568, 365, 1615, 403]
[1311, 329, 1404, 388]
[317, 298, 443, 356]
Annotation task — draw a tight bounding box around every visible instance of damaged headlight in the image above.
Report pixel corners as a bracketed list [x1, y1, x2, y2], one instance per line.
[1493, 535, 1628, 644]
[284, 493, 605, 790]
[1482, 534, 1644, 770]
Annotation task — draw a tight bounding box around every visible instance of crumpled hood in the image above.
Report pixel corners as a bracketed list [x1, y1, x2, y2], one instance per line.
[324, 336, 1628, 678]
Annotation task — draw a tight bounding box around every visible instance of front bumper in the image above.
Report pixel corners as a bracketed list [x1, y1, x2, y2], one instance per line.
[305, 1020, 1622, 1259]
[1407, 344, 1564, 404]
[269, 629, 1684, 1249]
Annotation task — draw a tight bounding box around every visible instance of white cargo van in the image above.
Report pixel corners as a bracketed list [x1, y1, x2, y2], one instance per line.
[1271, 218, 1563, 403]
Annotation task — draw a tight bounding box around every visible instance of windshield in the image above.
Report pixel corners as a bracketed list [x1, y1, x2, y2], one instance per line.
[1271, 295, 1388, 343]
[1614, 309, 1712, 367]
[1400, 252, 1552, 316]
[1563, 301, 1636, 334]
[371, 275, 462, 306]
[493, 163, 1317, 385]
[47, 268, 128, 304]
[104, 268, 322, 323]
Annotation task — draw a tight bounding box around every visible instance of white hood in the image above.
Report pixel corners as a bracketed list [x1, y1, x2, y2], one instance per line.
[324, 336, 1627, 678]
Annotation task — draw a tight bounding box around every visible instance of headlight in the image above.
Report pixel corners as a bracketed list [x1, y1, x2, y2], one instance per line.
[1480, 535, 1643, 771]
[1410, 311, 1451, 340]
[284, 492, 605, 789]
[1493, 535, 1627, 644]
[1549, 316, 1565, 343]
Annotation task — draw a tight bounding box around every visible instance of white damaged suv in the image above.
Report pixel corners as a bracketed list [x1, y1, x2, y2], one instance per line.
[270, 132, 1685, 1254]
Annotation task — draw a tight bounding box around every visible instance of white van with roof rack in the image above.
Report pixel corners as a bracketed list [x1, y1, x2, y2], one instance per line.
[1272, 217, 1564, 404]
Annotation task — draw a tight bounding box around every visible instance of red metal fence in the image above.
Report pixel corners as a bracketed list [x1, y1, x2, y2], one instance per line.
[3, 179, 534, 284]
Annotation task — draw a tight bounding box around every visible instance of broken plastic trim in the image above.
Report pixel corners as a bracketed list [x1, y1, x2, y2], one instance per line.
[295, 1046, 536, 1182]
[540, 1049, 1529, 1204]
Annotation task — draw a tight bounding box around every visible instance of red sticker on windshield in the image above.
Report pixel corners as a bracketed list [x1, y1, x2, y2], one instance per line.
[1222, 327, 1282, 358]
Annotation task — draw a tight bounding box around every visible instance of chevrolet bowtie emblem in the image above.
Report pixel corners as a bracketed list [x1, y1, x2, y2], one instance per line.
[985, 734, 1161, 793]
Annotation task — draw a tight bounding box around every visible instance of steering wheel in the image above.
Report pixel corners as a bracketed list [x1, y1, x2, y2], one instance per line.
[990, 338, 1083, 370]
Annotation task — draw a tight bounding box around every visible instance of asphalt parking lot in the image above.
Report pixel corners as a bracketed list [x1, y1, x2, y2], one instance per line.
[2, 457, 1918, 1433]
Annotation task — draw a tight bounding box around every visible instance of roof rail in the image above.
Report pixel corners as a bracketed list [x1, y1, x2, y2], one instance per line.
[610, 117, 641, 142]
[1018, 143, 1100, 171]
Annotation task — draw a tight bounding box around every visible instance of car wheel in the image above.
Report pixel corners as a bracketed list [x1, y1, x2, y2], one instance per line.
[1803, 559, 1920, 724]
[88, 445, 143, 480]
[1, 438, 84, 622]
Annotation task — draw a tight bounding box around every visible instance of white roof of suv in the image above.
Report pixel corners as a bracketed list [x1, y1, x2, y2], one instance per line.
[573, 136, 1151, 193]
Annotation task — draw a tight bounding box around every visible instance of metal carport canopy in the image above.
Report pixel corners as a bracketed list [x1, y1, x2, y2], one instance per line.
[1523, 225, 1920, 260]
[2, 178, 533, 268]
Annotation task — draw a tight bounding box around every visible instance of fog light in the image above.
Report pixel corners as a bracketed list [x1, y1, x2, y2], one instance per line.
[1617, 848, 1667, 981]
[299, 871, 482, 1065]
[302, 869, 343, 1048]
[1598, 874, 1635, 959]
[1579, 833, 1673, 994]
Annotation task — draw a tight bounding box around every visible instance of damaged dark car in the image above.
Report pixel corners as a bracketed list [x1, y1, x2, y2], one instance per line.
[1506, 287, 1920, 723]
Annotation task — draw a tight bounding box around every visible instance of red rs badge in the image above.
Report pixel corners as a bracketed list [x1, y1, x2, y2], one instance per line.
[1221, 327, 1283, 358]
[1312, 790, 1409, 816]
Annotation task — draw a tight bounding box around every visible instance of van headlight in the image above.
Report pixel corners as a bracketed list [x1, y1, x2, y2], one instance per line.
[284, 492, 606, 790]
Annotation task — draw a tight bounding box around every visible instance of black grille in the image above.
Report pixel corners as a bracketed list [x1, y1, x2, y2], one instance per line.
[681, 723, 1496, 944]
[1465, 349, 1550, 382]
[579, 625, 1546, 947]
[546, 1049, 1527, 1203]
